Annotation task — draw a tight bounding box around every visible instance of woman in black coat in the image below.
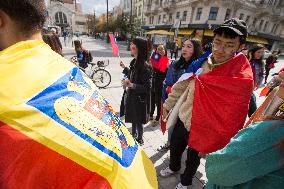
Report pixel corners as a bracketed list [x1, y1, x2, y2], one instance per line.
[122, 37, 152, 145]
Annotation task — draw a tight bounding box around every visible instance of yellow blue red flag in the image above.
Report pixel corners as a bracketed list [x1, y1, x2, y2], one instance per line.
[0, 40, 158, 189]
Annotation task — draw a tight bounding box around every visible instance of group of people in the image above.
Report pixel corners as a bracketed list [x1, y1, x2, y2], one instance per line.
[119, 18, 283, 189]
[1, 0, 284, 188]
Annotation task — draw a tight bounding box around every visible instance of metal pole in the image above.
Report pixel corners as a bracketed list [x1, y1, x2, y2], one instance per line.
[106, 0, 110, 43]
[127, 0, 133, 50]
[106, 0, 109, 28]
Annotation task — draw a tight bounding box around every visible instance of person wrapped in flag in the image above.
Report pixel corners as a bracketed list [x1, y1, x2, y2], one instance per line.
[205, 71, 284, 189]
[0, 1, 158, 189]
[160, 18, 254, 189]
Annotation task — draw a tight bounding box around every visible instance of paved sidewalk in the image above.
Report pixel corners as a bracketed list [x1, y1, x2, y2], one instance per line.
[62, 37, 283, 189]
[87, 56, 206, 189]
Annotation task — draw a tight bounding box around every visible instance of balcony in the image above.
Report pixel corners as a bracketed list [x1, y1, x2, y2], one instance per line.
[144, 6, 152, 16]
[162, 0, 176, 12]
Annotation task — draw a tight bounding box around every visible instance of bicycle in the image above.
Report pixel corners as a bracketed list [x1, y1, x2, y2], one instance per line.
[70, 56, 111, 89]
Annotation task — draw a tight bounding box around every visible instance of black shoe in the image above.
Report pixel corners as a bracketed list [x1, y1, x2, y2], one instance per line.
[157, 143, 170, 152]
[132, 133, 137, 139]
[136, 138, 144, 145]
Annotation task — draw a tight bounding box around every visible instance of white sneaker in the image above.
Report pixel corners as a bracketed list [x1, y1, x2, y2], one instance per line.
[175, 182, 187, 189]
[160, 167, 176, 177]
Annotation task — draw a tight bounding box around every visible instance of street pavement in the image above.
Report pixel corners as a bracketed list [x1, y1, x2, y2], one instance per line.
[62, 36, 283, 189]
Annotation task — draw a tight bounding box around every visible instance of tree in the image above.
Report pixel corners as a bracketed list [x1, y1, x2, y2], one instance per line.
[86, 11, 96, 34]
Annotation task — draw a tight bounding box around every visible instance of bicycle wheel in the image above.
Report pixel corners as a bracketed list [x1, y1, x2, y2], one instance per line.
[91, 69, 111, 88]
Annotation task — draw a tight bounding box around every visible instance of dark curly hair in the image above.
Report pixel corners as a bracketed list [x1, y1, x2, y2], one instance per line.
[0, 0, 46, 36]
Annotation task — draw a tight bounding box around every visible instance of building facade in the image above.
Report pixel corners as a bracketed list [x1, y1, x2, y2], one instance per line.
[143, 0, 284, 50]
[46, 0, 88, 35]
[119, 0, 132, 14]
[134, 0, 145, 23]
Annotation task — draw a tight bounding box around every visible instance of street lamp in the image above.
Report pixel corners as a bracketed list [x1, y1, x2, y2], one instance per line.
[106, 0, 109, 28]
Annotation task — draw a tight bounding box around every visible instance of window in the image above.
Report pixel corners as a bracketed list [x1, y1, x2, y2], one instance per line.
[196, 8, 202, 20]
[169, 13, 173, 22]
[252, 18, 257, 26]
[263, 21, 269, 32]
[160, 0, 163, 6]
[75, 21, 85, 25]
[268, 0, 276, 5]
[176, 12, 180, 19]
[163, 14, 166, 22]
[259, 20, 264, 30]
[274, 0, 278, 5]
[208, 7, 219, 20]
[271, 23, 277, 32]
[239, 13, 244, 20]
[158, 15, 161, 24]
[138, 6, 141, 16]
[55, 12, 67, 24]
[149, 16, 154, 24]
[224, 9, 231, 20]
[245, 15, 250, 23]
[182, 11, 187, 21]
[274, 24, 279, 33]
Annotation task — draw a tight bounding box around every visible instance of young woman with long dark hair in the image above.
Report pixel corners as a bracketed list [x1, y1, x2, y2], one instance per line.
[122, 37, 152, 145]
[157, 38, 203, 151]
[247, 44, 265, 117]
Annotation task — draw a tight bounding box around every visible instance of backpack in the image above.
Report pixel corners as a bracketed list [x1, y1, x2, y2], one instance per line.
[83, 50, 93, 63]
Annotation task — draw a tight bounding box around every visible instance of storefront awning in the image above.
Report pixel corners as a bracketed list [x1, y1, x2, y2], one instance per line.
[246, 35, 269, 45]
[178, 29, 194, 35]
[204, 29, 214, 37]
[145, 30, 174, 36]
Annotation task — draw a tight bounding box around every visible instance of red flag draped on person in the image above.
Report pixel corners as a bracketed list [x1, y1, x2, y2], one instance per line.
[189, 53, 253, 154]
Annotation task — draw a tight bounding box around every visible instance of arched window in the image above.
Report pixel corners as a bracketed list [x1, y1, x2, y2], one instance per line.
[55, 12, 67, 24]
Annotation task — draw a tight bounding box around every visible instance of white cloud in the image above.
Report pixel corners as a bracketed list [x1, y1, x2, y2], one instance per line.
[82, 0, 120, 15]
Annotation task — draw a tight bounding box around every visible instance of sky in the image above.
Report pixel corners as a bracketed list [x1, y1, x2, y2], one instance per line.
[45, 0, 121, 15]
[83, 0, 120, 15]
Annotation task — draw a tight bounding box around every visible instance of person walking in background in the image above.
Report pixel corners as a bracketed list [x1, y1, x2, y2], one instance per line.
[148, 44, 169, 127]
[170, 40, 179, 60]
[73, 40, 93, 71]
[157, 39, 203, 151]
[265, 50, 280, 84]
[42, 30, 63, 56]
[122, 38, 152, 145]
[247, 44, 265, 117]
[63, 30, 68, 47]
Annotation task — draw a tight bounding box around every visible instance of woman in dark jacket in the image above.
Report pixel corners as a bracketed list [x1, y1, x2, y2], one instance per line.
[122, 37, 152, 145]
